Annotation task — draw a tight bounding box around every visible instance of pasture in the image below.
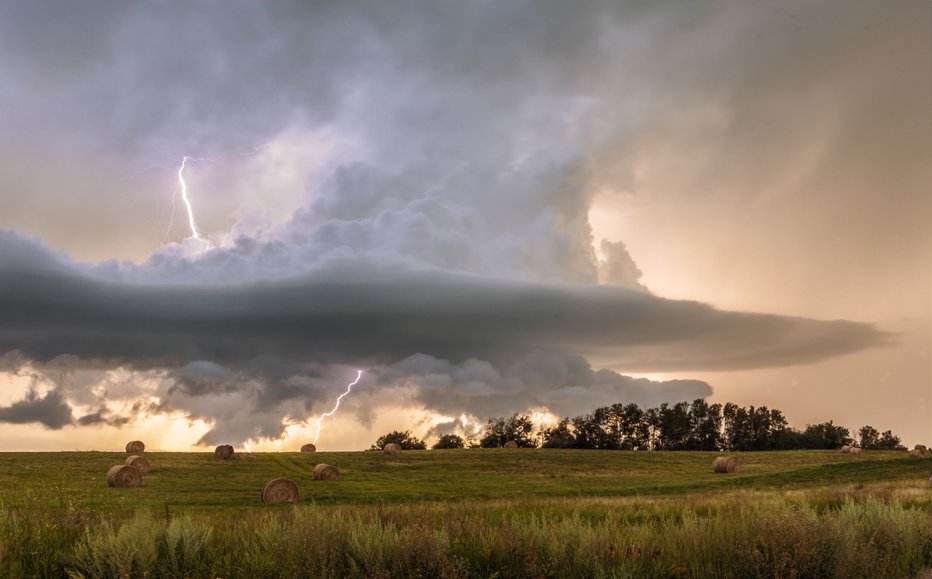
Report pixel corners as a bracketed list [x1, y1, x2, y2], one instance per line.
[1, 449, 930, 577]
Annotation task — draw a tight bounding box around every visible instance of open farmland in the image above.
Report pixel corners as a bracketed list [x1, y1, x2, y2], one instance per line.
[1, 449, 931, 577]
[0, 449, 930, 511]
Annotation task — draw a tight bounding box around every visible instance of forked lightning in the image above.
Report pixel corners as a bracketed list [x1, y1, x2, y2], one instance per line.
[313, 370, 364, 445]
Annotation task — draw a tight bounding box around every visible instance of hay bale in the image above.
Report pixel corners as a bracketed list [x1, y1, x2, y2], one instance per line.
[848, 447, 863, 455]
[840, 445, 852, 454]
[260, 477, 299, 503]
[125, 440, 145, 453]
[312, 463, 341, 481]
[214, 444, 234, 460]
[916, 445, 928, 452]
[503, 440, 518, 448]
[383, 443, 401, 455]
[300, 443, 316, 453]
[713, 456, 739, 473]
[107, 464, 142, 487]
[913, 445, 928, 457]
[124, 455, 151, 474]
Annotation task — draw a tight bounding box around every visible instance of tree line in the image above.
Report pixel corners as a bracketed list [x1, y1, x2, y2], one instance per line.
[372, 399, 907, 451]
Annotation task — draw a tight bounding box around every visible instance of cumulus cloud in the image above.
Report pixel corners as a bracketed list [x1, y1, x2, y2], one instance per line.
[598, 240, 645, 290]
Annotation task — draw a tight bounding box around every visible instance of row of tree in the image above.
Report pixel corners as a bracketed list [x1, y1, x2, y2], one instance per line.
[536, 400, 903, 451]
[371, 399, 906, 452]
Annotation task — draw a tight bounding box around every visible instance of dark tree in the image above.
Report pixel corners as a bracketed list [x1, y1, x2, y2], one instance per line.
[764, 408, 797, 450]
[432, 434, 465, 449]
[858, 425, 880, 449]
[463, 400, 903, 454]
[570, 413, 599, 449]
[656, 402, 691, 450]
[770, 424, 803, 450]
[687, 399, 723, 451]
[644, 407, 661, 451]
[722, 403, 750, 451]
[541, 418, 577, 448]
[875, 430, 903, 450]
[801, 421, 852, 449]
[370, 430, 427, 451]
[859, 426, 903, 450]
[617, 403, 650, 450]
[589, 407, 622, 449]
[722, 404, 795, 451]
[479, 413, 537, 448]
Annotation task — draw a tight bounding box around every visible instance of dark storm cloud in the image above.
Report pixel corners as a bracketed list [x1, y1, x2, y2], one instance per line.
[382, 351, 713, 421]
[0, 387, 73, 429]
[0, 1, 919, 444]
[76, 407, 131, 427]
[0, 230, 884, 373]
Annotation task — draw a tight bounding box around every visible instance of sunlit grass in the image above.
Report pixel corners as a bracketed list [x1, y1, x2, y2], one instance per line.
[0, 450, 929, 577]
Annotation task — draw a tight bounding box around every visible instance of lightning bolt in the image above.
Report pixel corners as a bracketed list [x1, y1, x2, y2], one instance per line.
[177, 156, 202, 239]
[313, 369, 363, 445]
[165, 190, 177, 241]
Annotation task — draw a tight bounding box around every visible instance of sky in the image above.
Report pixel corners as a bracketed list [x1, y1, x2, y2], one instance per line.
[0, 0, 929, 451]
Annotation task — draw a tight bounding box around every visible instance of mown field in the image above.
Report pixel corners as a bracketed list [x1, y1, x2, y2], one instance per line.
[1, 449, 931, 578]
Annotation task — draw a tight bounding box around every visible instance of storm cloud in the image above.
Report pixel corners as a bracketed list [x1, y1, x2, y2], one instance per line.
[0, 225, 886, 440]
[0, 230, 883, 373]
[0, 386, 73, 429]
[0, 1, 917, 444]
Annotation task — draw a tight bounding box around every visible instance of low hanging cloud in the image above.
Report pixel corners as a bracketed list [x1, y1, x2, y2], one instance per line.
[0, 386, 73, 429]
[0, 230, 883, 374]
[0, 228, 887, 441]
[381, 351, 713, 421]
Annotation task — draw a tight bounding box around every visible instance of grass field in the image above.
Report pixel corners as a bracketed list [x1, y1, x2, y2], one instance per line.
[1, 449, 931, 577]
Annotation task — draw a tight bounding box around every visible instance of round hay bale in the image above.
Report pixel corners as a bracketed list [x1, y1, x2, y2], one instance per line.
[848, 447, 863, 455]
[915, 444, 928, 452]
[383, 443, 401, 455]
[840, 445, 852, 454]
[107, 464, 142, 487]
[124, 455, 151, 474]
[713, 456, 739, 473]
[260, 477, 299, 503]
[300, 443, 317, 453]
[908, 449, 923, 457]
[503, 440, 518, 448]
[125, 440, 145, 453]
[312, 463, 341, 481]
[214, 444, 234, 460]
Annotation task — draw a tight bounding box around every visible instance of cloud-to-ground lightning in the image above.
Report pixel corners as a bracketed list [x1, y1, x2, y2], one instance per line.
[177, 156, 202, 239]
[164, 189, 178, 241]
[312, 369, 363, 445]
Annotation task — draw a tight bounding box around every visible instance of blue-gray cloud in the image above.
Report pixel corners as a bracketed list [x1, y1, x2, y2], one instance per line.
[0, 230, 883, 374]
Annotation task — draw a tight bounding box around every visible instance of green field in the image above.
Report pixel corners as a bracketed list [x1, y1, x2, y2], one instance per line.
[1, 449, 931, 578]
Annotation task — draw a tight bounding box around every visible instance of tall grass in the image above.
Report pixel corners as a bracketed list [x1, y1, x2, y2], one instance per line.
[3, 485, 931, 578]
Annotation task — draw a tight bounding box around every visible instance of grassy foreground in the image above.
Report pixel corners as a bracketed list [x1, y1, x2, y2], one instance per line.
[0, 449, 930, 577]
